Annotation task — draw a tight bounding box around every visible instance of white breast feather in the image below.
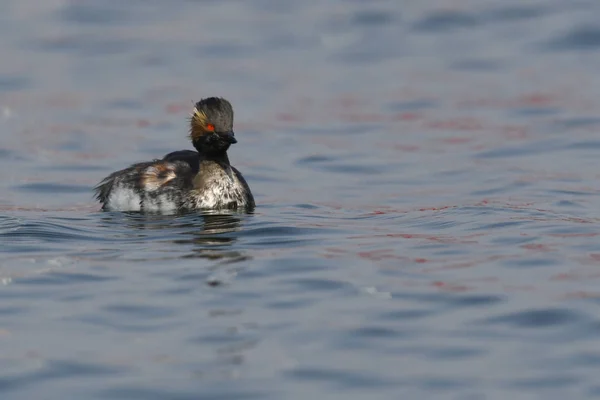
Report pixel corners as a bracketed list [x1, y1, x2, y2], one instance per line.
[143, 195, 178, 214]
[106, 186, 141, 211]
[192, 166, 247, 209]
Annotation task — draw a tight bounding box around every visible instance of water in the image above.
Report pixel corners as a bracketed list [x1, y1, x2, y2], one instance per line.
[2, 0, 600, 398]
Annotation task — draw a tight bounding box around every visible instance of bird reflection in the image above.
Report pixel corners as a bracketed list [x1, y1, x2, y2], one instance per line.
[98, 210, 251, 264]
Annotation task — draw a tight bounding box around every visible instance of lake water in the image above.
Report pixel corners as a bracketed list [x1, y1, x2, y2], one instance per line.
[2, 0, 600, 398]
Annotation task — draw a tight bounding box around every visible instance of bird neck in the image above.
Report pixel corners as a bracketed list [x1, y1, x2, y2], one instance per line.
[198, 149, 230, 165]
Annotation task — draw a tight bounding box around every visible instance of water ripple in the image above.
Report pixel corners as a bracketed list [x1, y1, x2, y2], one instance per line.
[478, 308, 587, 329]
[543, 25, 600, 51]
[413, 11, 479, 32]
[2, 0, 600, 398]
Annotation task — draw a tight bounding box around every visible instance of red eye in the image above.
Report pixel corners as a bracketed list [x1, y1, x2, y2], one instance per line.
[206, 123, 215, 131]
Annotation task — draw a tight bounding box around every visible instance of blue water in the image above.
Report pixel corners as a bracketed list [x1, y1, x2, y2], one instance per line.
[2, 0, 600, 398]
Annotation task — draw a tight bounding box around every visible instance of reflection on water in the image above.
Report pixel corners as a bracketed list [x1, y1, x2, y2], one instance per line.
[98, 211, 251, 265]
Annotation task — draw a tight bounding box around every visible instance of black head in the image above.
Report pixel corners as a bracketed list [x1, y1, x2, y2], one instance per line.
[189, 97, 236, 155]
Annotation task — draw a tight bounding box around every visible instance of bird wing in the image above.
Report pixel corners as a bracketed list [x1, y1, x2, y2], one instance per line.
[162, 150, 200, 174]
[232, 166, 255, 208]
[94, 158, 195, 204]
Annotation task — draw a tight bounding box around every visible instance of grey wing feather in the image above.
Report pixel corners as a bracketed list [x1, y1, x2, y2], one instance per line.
[232, 166, 255, 208]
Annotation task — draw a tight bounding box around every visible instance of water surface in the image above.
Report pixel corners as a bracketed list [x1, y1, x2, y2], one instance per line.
[2, 0, 600, 399]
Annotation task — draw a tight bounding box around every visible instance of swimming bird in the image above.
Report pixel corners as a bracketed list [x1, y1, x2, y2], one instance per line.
[94, 97, 254, 213]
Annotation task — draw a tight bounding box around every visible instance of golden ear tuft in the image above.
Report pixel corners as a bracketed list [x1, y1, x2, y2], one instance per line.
[192, 107, 207, 123]
[190, 108, 209, 140]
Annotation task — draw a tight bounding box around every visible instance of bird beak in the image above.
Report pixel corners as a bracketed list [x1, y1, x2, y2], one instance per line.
[221, 131, 237, 144]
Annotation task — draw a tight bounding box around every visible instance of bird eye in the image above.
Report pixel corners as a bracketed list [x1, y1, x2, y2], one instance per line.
[206, 123, 215, 132]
